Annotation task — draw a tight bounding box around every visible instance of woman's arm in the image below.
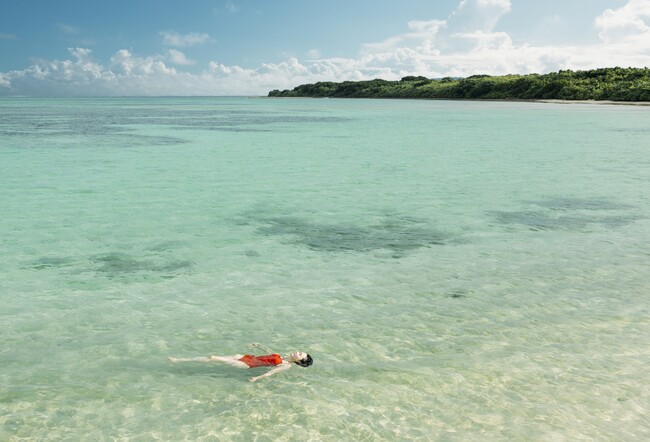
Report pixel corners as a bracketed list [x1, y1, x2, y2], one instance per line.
[250, 342, 274, 353]
[249, 363, 291, 382]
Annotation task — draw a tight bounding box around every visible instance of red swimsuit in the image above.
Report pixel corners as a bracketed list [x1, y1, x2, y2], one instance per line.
[238, 354, 283, 368]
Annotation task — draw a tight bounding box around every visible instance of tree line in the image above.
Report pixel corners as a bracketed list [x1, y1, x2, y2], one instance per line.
[268, 67, 650, 102]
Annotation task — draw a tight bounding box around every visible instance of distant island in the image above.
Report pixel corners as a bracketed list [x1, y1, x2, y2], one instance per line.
[268, 67, 649, 102]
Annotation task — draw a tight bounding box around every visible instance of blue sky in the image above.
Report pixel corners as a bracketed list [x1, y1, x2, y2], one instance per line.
[1, 0, 648, 96]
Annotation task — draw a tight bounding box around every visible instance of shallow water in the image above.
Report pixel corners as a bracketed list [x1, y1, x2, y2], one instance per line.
[1, 97, 649, 440]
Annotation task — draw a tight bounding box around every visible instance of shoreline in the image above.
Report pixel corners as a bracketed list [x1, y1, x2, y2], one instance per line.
[2, 95, 648, 106]
[535, 99, 650, 106]
[265, 96, 650, 107]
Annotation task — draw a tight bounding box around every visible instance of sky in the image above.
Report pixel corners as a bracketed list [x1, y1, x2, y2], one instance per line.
[1, 0, 648, 96]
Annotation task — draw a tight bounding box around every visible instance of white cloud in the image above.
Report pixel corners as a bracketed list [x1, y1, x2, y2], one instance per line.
[351, 0, 649, 77]
[451, 0, 511, 32]
[167, 49, 195, 66]
[362, 20, 446, 55]
[0, 33, 17, 40]
[451, 31, 513, 51]
[0, 48, 320, 96]
[160, 31, 212, 47]
[0, 73, 10, 88]
[110, 49, 176, 76]
[1, 0, 649, 97]
[595, 0, 650, 41]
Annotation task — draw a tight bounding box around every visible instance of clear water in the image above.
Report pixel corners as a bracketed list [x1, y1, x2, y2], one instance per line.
[1, 97, 649, 440]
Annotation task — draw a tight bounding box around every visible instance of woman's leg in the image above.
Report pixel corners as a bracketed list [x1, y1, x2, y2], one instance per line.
[169, 354, 248, 368]
[208, 355, 249, 368]
[168, 356, 213, 363]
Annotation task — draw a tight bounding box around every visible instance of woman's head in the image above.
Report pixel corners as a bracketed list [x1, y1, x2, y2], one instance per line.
[291, 351, 313, 367]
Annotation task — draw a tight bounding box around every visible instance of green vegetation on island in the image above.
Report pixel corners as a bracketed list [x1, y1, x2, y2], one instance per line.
[268, 67, 650, 102]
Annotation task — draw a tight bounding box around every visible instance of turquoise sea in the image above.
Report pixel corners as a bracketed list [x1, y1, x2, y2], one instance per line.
[1, 97, 649, 440]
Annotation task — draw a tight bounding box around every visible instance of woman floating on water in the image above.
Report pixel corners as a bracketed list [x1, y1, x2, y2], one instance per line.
[169, 342, 313, 382]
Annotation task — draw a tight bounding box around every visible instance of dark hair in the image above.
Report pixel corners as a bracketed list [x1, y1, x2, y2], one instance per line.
[295, 354, 313, 367]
